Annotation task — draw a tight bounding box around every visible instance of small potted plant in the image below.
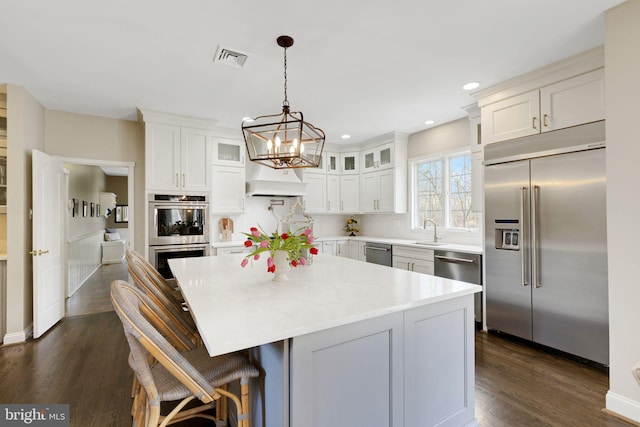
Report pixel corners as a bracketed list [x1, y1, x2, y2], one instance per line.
[344, 216, 359, 236]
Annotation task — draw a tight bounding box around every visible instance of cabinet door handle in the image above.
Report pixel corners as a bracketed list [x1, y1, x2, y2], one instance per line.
[543, 114, 549, 128]
[341, 200, 344, 211]
[176, 173, 179, 187]
[532, 116, 538, 130]
[182, 174, 185, 187]
[241, 198, 244, 210]
[327, 201, 330, 211]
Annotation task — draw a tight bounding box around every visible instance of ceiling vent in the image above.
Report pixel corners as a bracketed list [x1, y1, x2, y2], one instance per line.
[213, 45, 249, 68]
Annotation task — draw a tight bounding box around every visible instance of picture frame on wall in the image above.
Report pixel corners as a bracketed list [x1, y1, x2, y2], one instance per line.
[90, 202, 95, 217]
[115, 205, 129, 223]
[82, 200, 87, 217]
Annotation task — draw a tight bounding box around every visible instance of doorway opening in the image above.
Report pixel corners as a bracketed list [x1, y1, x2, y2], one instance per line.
[57, 157, 134, 318]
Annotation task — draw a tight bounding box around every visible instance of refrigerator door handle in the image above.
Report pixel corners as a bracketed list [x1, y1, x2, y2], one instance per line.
[520, 186, 529, 287]
[532, 185, 540, 288]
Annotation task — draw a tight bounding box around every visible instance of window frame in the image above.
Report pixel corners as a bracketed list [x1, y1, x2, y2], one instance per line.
[409, 148, 478, 233]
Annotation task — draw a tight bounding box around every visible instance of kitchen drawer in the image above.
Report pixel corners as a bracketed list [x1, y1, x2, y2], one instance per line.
[214, 246, 253, 256]
[392, 256, 434, 275]
[392, 246, 434, 261]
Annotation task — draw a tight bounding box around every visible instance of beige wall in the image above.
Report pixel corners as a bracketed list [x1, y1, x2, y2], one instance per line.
[5, 84, 45, 341]
[605, 1, 640, 420]
[45, 110, 144, 252]
[407, 117, 469, 159]
[65, 164, 107, 238]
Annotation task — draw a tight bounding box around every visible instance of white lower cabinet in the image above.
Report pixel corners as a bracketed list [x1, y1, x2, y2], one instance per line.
[320, 239, 350, 258]
[392, 246, 434, 275]
[336, 240, 348, 258]
[348, 240, 366, 261]
[322, 241, 336, 256]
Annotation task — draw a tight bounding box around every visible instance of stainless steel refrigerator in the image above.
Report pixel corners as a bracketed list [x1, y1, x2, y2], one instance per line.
[484, 121, 609, 365]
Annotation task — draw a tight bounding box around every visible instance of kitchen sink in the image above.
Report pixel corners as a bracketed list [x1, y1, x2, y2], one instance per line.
[414, 241, 447, 246]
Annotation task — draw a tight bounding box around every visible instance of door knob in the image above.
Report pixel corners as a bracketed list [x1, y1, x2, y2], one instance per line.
[29, 249, 49, 256]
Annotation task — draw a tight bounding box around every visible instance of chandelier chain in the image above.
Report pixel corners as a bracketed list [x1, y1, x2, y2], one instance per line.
[283, 46, 289, 107]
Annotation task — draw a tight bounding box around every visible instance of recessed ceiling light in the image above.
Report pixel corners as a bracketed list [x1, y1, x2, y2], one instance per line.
[242, 117, 255, 122]
[341, 134, 351, 139]
[424, 120, 435, 126]
[462, 82, 480, 91]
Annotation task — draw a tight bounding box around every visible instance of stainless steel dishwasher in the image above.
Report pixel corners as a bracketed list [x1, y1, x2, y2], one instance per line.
[434, 250, 482, 324]
[365, 242, 392, 267]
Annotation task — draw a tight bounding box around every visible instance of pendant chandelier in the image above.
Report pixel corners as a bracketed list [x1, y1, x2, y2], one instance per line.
[242, 35, 325, 169]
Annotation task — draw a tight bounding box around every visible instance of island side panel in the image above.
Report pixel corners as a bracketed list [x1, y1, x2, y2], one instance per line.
[290, 311, 404, 427]
[248, 340, 289, 427]
[404, 294, 477, 427]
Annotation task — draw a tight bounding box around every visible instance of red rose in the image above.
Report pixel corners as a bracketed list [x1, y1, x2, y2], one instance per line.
[244, 240, 253, 248]
[291, 260, 297, 267]
[310, 247, 319, 255]
[250, 227, 258, 232]
[281, 233, 289, 240]
[267, 265, 276, 273]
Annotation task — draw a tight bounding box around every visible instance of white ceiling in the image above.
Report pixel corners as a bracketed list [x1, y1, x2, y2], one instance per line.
[0, 0, 624, 145]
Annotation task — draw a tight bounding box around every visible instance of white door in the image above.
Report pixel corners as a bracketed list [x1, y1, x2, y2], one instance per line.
[32, 150, 65, 338]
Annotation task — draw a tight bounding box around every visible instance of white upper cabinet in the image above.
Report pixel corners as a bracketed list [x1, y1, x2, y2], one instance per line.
[340, 152, 359, 175]
[304, 151, 326, 174]
[303, 173, 327, 213]
[326, 152, 340, 175]
[211, 165, 245, 213]
[146, 122, 212, 192]
[340, 175, 360, 213]
[180, 127, 212, 191]
[481, 90, 540, 144]
[480, 65, 605, 145]
[146, 123, 181, 191]
[326, 175, 340, 214]
[141, 110, 218, 193]
[361, 143, 393, 173]
[361, 169, 395, 213]
[212, 137, 245, 167]
[539, 68, 605, 132]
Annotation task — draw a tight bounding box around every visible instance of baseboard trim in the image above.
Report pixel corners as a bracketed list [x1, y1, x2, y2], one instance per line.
[3, 330, 26, 346]
[606, 391, 640, 424]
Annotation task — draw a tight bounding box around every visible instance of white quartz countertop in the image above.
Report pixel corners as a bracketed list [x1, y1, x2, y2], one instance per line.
[169, 254, 481, 357]
[212, 235, 482, 254]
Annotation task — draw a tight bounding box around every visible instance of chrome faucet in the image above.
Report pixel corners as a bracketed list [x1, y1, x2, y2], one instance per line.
[423, 219, 441, 243]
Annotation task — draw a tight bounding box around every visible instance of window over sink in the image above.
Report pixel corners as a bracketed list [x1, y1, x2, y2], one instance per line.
[410, 149, 478, 231]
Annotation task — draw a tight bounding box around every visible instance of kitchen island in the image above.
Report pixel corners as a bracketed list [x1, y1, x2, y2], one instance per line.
[169, 254, 481, 427]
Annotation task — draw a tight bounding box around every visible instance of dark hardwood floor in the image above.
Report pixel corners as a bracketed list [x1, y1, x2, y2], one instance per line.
[1, 263, 636, 426]
[475, 331, 635, 427]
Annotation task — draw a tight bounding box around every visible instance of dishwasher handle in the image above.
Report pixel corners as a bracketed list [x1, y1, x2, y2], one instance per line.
[434, 254, 476, 264]
[365, 246, 390, 252]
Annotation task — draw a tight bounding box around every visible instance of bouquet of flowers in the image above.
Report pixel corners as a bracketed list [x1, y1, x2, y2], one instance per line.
[240, 226, 319, 272]
[344, 216, 359, 236]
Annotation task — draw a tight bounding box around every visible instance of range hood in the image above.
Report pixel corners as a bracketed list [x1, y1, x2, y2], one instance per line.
[245, 161, 307, 197]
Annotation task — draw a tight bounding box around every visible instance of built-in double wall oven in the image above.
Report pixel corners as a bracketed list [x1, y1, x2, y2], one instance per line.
[148, 194, 209, 278]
